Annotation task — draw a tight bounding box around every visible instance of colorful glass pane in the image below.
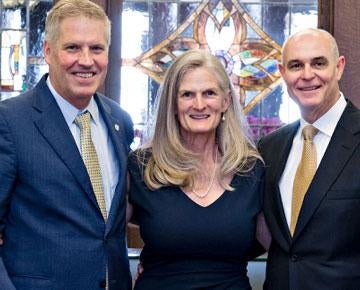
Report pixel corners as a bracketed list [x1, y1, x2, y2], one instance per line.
[120, 0, 317, 142]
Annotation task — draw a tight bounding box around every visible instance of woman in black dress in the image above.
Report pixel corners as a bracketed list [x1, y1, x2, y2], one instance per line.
[127, 49, 270, 290]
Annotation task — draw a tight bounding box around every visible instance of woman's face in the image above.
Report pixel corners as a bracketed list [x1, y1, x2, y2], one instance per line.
[176, 67, 230, 142]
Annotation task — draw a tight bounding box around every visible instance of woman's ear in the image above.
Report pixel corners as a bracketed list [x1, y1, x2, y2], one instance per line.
[222, 90, 231, 111]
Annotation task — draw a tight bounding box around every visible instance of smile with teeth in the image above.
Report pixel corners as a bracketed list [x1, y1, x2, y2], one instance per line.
[298, 85, 321, 91]
[74, 72, 95, 78]
[190, 114, 210, 119]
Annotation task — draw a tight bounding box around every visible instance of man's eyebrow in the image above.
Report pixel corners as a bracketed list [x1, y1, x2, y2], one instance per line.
[311, 56, 328, 62]
[286, 59, 302, 66]
[287, 59, 300, 63]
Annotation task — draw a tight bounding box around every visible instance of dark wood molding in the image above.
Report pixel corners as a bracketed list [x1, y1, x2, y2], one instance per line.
[333, 0, 360, 107]
[318, 0, 334, 34]
[86, 0, 122, 101]
[104, 0, 123, 102]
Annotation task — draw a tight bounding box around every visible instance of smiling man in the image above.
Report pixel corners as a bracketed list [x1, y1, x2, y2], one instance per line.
[279, 28, 345, 124]
[0, 1, 133, 290]
[258, 28, 360, 290]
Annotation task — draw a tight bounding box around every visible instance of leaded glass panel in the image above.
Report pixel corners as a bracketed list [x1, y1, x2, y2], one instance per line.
[0, 0, 52, 100]
[120, 0, 318, 144]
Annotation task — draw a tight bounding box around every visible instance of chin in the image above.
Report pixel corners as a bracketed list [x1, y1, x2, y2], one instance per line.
[299, 97, 323, 107]
[293, 95, 320, 107]
[190, 128, 216, 135]
[74, 88, 97, 98]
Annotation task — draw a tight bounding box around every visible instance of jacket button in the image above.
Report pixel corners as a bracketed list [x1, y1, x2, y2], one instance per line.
[99, 280, 106, 288]
[291, 254, 298, 262]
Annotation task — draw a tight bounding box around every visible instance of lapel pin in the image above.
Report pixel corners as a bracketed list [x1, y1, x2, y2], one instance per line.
[114, 124, 120, 131]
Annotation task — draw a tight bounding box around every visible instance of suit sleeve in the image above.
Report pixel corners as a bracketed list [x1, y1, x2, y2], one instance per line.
[245, 162, 267, 260]
[121, 108, 134, 147]
[0, 109, 17, 289]
[257, 136, 265, 156]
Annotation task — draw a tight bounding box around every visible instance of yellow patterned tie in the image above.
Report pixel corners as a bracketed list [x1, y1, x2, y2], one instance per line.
[75, 111, 107, 221]
[290, 125, 318, 236]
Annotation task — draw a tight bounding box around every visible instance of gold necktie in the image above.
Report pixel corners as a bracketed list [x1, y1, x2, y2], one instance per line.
[290, 125, 318, 236]
[75, 111, 107, 221]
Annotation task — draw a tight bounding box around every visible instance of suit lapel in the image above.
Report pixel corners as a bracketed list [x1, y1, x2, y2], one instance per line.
[95, 96, 128, 229]
[293, 103, 360, 241]
[269, 122, 299, 245]
[32, 76, 101, 211]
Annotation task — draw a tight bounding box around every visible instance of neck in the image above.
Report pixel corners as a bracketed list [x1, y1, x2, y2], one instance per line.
[182, 135, 217, 156]
[190, 145, 218, 199]
[181, 132, 216, 155]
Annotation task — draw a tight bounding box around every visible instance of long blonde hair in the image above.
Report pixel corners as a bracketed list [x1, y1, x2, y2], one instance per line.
[137, 49, 261, 190]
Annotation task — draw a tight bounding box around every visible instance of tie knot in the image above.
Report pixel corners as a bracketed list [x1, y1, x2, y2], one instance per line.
[75, 111, 91, 129]
[302, 125, 318, 141]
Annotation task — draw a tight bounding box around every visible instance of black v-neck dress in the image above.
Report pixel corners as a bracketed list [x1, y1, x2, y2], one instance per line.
[128, 151, 264, 290]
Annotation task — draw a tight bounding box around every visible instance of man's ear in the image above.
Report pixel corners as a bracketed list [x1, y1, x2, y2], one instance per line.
[43, 40, 51, 65]
[336, 55, 346, 81]
[278, 62, 285, 77]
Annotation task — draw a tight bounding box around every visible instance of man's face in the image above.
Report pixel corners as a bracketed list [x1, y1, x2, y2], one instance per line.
[279, 31, 345, 122]
[44, 16, 108, 109]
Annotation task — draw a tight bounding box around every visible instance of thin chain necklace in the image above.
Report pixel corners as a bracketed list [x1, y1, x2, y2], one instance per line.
[190, 147, 218, 199]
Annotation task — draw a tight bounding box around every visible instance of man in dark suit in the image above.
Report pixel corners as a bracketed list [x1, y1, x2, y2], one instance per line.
[0, 1, 133, 289]
[259, 28, 360, 290]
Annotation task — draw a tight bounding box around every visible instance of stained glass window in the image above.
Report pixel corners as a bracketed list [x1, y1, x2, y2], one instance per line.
[0, 0, 52, 101]
[120, 0, 318, 146]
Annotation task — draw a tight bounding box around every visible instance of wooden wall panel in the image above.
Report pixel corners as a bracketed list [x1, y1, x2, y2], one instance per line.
[318, 0, 334, 33]
[319, 0, 360, 107]
[333, 0, 360, 107]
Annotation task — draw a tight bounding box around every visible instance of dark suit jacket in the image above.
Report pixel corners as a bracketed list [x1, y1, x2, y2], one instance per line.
[258, 102, 360, 290]
[0, 74, 134, 290]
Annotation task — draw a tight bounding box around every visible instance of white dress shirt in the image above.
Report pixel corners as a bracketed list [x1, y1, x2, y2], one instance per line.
[47, 78, 119, 216]
[279, 94, 347, 227]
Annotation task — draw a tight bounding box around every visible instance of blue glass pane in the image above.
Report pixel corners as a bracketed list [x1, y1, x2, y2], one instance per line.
[29, 1, 52, 57]
[1, 4, 26, 29]
[180, 24, 194, 38]
[150, 3, 178, 44]
[179, 2, 198, 23]
[287, 5, 318, 35]
[242, 4, 262, 28]
[27, 62, 48, 90]
[263, 4, 288, 45]
[122, 2, 150, 58]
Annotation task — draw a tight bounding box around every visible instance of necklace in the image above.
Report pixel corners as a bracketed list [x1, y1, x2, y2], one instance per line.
[190, 147, 218, 199]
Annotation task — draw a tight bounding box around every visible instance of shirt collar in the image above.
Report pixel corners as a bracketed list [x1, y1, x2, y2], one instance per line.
[46, 77, 99, 126]
[299, 93, 347, 137]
